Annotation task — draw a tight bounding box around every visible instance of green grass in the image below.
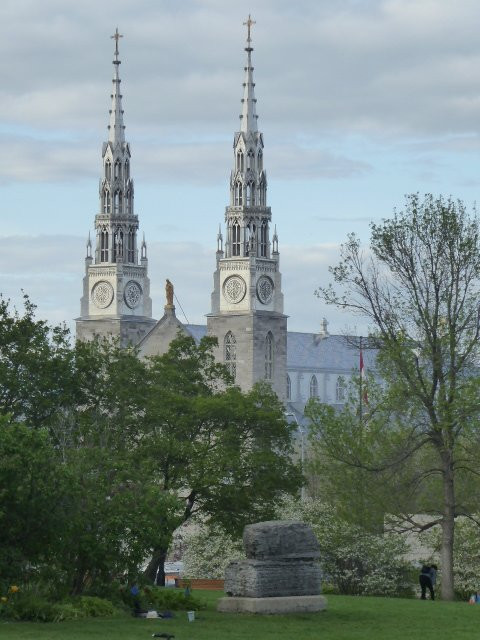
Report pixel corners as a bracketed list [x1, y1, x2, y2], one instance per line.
[1, 590, 479, 640]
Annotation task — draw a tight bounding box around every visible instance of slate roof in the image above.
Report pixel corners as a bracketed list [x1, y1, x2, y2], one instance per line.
[185, 324, 376, 372]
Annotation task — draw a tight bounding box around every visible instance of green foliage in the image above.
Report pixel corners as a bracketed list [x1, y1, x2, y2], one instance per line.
[182, 525, 245, 579]
[0, 299, 301, 595]
[0, 295, 72, 427]
[138, 586, 206, 611]
[139, 334, 302, 581]
[0, 420, 68, 583]
[0, 590, 119, 623]
[278, 496, 414, 597]
[316, 194, 480, 599]
[72, 596, 118, 618]
[420, 517, 480, 600]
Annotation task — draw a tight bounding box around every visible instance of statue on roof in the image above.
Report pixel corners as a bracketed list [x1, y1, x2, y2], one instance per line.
[166, 279, 174, 307]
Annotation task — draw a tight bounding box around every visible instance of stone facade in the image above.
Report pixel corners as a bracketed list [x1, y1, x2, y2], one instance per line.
[207, 312, 287, 399]
[138, 307, 188, 359]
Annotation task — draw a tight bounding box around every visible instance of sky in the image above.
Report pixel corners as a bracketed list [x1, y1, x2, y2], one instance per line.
[1, 0, 480, 336]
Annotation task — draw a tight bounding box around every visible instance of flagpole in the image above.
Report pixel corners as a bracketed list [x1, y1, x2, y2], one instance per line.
[359, 335, 365, 529]
[359, 336, 363, 425]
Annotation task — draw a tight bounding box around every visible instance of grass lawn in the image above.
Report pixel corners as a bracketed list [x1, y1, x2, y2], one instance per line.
[1, 590, 479, 640]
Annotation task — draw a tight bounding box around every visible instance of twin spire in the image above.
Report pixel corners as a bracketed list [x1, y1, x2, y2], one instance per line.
[240, 14, 258, 133]
[108, 28, 126, 145]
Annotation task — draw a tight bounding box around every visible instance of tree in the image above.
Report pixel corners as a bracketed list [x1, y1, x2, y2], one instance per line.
[138, 334, 302, 585]
[0, 417, 68, 584]
[0, 295, 71, 428]
[51, 337, 176, 595]
[316, 194, 480, 599]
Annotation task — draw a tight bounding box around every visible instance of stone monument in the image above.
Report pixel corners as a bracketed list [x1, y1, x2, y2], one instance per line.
[217, 520, 326, 614]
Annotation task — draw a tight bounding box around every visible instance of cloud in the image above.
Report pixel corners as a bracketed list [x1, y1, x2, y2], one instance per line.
[2, 0, 480, 139]
[0, 133, 369, 185]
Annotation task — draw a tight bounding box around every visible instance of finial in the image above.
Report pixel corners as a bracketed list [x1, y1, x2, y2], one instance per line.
[216, 224, 223, 253]
[272, 225, 278, 253]
[86, 231, 92, 258]
[243, 14, 256, 45]
[322, 318, 329, 335]
[111, 27, 123, 62]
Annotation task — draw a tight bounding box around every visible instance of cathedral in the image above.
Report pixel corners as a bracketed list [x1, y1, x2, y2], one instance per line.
[76, 23, 366, 422]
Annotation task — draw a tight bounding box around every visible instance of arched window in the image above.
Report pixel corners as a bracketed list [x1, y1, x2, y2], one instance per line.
[286, 374, 291, 400]
[336, 377, 346, 403]
[127, 230, 135, 263]
[265, 332, 274, 380]
[105, 159, 112, 181]
[114, 159, 121, 180]
[247, 148, 254, 170]
[103, 188, 111, 214]
[310, 375, 318, 398]
[236, 149, 244, 172]
[260, 220, 267, 257]
[125, 159, 130, 179]
[100, 230, 109, 262]
[258, 173, 266, 206]
[246, 181, 255, 206]
[235, 181, 243, 206]
[224, 332, 236, 379]
[232, 222, 240, 256]
[114, 190, 120, 214]
[258, 149, 263, 172]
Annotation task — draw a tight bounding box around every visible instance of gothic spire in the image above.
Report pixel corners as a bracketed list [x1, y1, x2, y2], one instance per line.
[240, 15, 258, 133]
[108, 28, 126, 144]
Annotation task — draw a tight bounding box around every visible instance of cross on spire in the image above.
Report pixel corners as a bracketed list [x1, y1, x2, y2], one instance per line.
[243, 14, 256, 44]
[111, 28, 123, 59]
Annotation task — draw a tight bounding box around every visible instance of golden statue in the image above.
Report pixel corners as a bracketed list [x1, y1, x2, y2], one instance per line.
[165, 279, 174, 307]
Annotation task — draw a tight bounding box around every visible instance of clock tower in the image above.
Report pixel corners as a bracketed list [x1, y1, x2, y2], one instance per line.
[76, 30, 155, 346]
[207, 17, 287, 399]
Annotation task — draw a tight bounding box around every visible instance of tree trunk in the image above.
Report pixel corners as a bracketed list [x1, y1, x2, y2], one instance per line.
[440, 452, 455, 600]
[144, 548, 168, 586]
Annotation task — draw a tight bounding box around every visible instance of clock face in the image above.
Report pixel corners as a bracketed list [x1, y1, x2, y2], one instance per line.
[91, 281, 114, 309]
[257, 276, 274, 305]
[124, 280, 142, 309]
[223, 275, 247, 304]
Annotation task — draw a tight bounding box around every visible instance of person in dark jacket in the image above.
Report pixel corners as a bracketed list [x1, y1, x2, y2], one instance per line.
[419, 564, 435, 600]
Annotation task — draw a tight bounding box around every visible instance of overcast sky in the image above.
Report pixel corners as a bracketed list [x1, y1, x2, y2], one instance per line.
[1, 0, 480, 335]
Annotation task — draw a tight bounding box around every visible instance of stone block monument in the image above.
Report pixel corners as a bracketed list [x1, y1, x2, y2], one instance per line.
[217, 520, 327, 614]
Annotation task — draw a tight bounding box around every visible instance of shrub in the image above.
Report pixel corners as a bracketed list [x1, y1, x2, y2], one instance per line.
[72, 596, 118, 617]
[420, 516, 480, 600]
[278, 496, 414, 597]
[182, 525, 244, 579]
[0, 587, 121, 622]
[119, 585, 205, 613]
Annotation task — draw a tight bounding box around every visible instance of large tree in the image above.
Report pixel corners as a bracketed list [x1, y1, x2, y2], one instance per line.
[139, 334, 302, 585]
[316, 194, 480, 600]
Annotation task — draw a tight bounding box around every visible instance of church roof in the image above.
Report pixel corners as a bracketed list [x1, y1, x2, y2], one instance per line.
[184, 324, 376, 373]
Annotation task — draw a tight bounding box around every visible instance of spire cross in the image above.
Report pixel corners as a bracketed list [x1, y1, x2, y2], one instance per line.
[111, 28, 123, 59]
[243, 14, 256, 44]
